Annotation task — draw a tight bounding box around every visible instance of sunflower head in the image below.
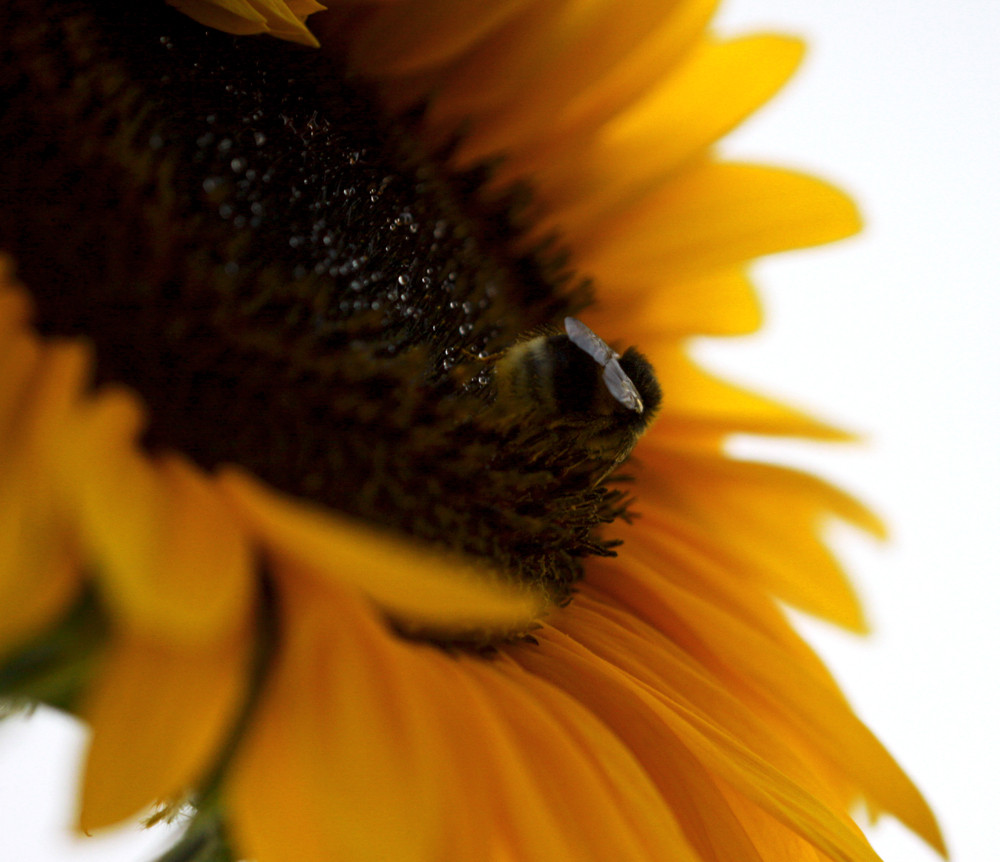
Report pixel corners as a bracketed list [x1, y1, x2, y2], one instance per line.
[0, 2, 945, 860]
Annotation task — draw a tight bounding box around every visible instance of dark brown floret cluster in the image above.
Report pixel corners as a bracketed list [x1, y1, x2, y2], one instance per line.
[0, 1, 649, 600]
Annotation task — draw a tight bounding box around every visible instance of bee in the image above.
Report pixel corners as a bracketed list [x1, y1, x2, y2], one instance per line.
[490, 316, 661, 468]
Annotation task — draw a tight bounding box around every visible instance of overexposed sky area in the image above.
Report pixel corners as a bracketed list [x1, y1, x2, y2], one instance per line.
[708, 3, 1000, 861]
[2, 2, 998, 860]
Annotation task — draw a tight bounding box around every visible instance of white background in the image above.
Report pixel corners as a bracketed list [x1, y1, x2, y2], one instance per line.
[707, 2, 999, 861]
[2, 2, 997, 859]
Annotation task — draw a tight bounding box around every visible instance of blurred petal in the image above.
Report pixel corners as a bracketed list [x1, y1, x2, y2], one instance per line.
[228, 577, 448, 862]
[168, 0, 325, 46]
[640, 345, 853, 441]
[0, 341, 89, 653]
[584, 556, 945, 855]
[79, 620, 252, 830]
[516, 627, 883, 862]
[218, 467, 545, 637]
[349, 0, 536, 76]
[491, 658, 703, 861]
[473, 656, 704, 861]
[50, 395, 252, 643]
[139, 455, 255, 642]
[528, 36, 805, 242]
[576, 163, 862, 284]
[487, 0, 720, 173]
[450, 1, 708, 166]
[637, 444, 884, 629]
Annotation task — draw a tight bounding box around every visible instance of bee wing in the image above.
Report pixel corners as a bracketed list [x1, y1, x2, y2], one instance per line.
[565, 317, 644, 413]
[602, 360, 644, 413]
[564, 317, 617, 365]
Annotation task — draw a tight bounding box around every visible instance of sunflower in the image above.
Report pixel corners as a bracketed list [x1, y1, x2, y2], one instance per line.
[0, 1, 945, 860]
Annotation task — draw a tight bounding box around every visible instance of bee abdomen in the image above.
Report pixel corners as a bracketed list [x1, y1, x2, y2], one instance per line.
[488, 321, 661, 474]
[494, 334, 602, 415]
[547, 334, 606, 414]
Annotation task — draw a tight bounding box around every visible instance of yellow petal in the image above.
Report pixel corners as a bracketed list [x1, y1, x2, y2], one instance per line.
[640, 344, 852, 441]
[349, 0, 535, 77]
[527, 36, 805, 241]
[0, 258, 33, 339]
[79, 621, 252, 831]
[608, 522, 835, 676]
[460, 665, 660, 860]
[505, 0, 720, 167]
[720, 790, 829, 862]
[0, 333, 40, 445]
[171, 0, 269, 31]
[247, 0, 325, 45]
[0, 259, 41, 444]
[168, 0, 324, 46]
[480, 656, 704, 861]
[611, 35, 803, 170]
[228, 580, 449, 862]
[231, 576, 700, 861]
[285, 0, 325, 16]
[585, 556, 946, 855]
[517, 628, 883, 862]
[0, 342, 89, 653]
[0, 503, 78, 658]
[25, 364, 252, 644]
[227, 676, 331, 862]
[50, 388, 163, 619]
[491, 659, 704, 861]
[576, 162, 862, 284]
[423, 0, 709, 144]
[129, 455, 255, 643]
[419, 0, 583, 130]
[514, 632, 769, 861]
[560, 591, 839, 800]
[581, 268, 762, 338]
[217, 466, 544, 637]
[451, 1, 708, 167]
[638, 444, 883, 629]
[557, 594, 876, 858]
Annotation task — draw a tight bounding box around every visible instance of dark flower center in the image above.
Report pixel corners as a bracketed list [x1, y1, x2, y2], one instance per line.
[0, 1, 644, 601]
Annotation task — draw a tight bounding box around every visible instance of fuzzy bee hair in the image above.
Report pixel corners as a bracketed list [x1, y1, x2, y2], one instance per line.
[491, 317, 661, 468]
